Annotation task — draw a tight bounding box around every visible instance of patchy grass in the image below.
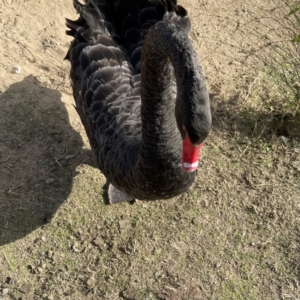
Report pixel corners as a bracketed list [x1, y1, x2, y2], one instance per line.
[1, 98, 299, 299]
[0, 0, 300, 300]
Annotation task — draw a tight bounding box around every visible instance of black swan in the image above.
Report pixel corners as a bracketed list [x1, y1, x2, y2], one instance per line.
[65, 0, 211, 204]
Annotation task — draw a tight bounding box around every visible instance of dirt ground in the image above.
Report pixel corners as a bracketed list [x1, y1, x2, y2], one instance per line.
[0, 0, 299, 299]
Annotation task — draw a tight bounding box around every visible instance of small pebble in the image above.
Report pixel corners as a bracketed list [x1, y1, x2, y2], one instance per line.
[19, 283, 32, 294]
[45, 178, 55, 184]
[52, 252, 60, 263]
[15, 65, 21, 74]
[72, 242, 80, 253]
[86, 276, 96, 289]
[65, 155, 74, 160]
[279, 135, 289, 143]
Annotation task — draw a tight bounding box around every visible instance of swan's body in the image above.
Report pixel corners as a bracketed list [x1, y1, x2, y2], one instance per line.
[66, 0, 211, 203]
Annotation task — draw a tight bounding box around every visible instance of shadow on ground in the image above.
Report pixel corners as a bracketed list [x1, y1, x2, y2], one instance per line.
[0, 75, 93, 245]
[209, 93, 300, 142]
[0, 76, 298, 246]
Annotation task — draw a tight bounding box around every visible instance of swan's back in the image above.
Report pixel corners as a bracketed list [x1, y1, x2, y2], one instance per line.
[66, 0, 177, 177]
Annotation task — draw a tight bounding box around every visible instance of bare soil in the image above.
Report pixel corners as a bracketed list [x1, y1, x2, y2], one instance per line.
[0, 0, 299, 299]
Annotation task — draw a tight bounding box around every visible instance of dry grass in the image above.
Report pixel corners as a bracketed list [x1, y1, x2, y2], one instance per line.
[0, 0, 300, 299]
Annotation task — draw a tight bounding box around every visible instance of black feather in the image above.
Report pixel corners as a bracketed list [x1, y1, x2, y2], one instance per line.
[66, 0, 211, 201]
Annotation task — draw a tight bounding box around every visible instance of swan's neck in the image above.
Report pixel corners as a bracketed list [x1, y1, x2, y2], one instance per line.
[139, 53, 180, 166]
[138, 21, 208, 169]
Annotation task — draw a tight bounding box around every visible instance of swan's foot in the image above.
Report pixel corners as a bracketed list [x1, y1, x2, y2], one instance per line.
[108, 184, 136, 204]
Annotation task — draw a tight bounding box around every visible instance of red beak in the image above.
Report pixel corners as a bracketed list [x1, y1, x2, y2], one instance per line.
[182, 128, 204, 172]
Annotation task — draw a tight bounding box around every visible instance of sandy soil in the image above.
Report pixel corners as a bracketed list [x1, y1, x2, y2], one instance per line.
[0, 0, 299, 299]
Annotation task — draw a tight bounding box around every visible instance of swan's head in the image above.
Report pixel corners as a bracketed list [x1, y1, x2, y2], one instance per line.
[176, 81, 212, 173]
